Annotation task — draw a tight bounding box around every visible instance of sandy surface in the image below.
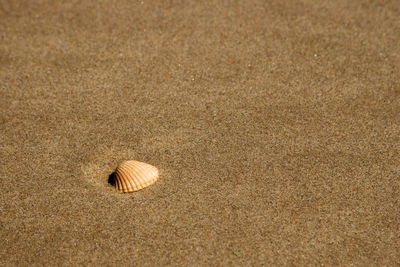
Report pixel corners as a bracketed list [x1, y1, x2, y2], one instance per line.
[1, 0, 399, 265]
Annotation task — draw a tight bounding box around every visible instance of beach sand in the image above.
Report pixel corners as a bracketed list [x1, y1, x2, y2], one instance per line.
[1, 0, 399, 265]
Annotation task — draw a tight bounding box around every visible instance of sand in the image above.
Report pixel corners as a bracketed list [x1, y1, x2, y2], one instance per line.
[1, 0, 399, 265]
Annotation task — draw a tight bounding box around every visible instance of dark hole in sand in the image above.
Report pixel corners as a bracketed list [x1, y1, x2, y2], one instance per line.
[108, 172, 116, 186]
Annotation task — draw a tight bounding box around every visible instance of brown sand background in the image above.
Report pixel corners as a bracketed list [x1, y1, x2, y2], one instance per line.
[1, 0, 399, 265]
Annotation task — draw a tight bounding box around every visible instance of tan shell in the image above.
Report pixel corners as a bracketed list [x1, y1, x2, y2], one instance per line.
[114, 160, 159, 193]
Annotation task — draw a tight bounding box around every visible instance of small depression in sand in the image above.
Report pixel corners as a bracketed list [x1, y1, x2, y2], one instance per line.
[80, 145, 163, 193]
[81, 161, 116, 193]
[80, 146, 136, 193]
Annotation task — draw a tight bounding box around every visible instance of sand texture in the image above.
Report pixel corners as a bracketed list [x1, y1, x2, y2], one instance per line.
[1, 0, 399, 265]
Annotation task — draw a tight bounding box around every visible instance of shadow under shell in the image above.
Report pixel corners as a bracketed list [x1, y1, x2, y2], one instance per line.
[108, 172, 116, 186]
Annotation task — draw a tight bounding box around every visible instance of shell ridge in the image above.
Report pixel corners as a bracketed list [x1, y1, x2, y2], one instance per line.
[123, 163, 142, 190]
[115, 173, 122, 191]
[119, 165, 137, 191]
[121, 163, 146, 191]
[114, 160, 159, 193]
[139, 165, 157, 187]
[131, 163, 150, 187]
[131, 162, 153, 187]
[142, 165, 159, 185]
[117, 170, 129, 192]
[117, 165, 134, 192]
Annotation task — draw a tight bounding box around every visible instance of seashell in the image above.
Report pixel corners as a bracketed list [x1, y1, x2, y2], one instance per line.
[114, 160, 159, 193]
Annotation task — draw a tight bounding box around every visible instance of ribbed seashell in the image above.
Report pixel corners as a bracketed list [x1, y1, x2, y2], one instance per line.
[114, 160, 159, 193]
